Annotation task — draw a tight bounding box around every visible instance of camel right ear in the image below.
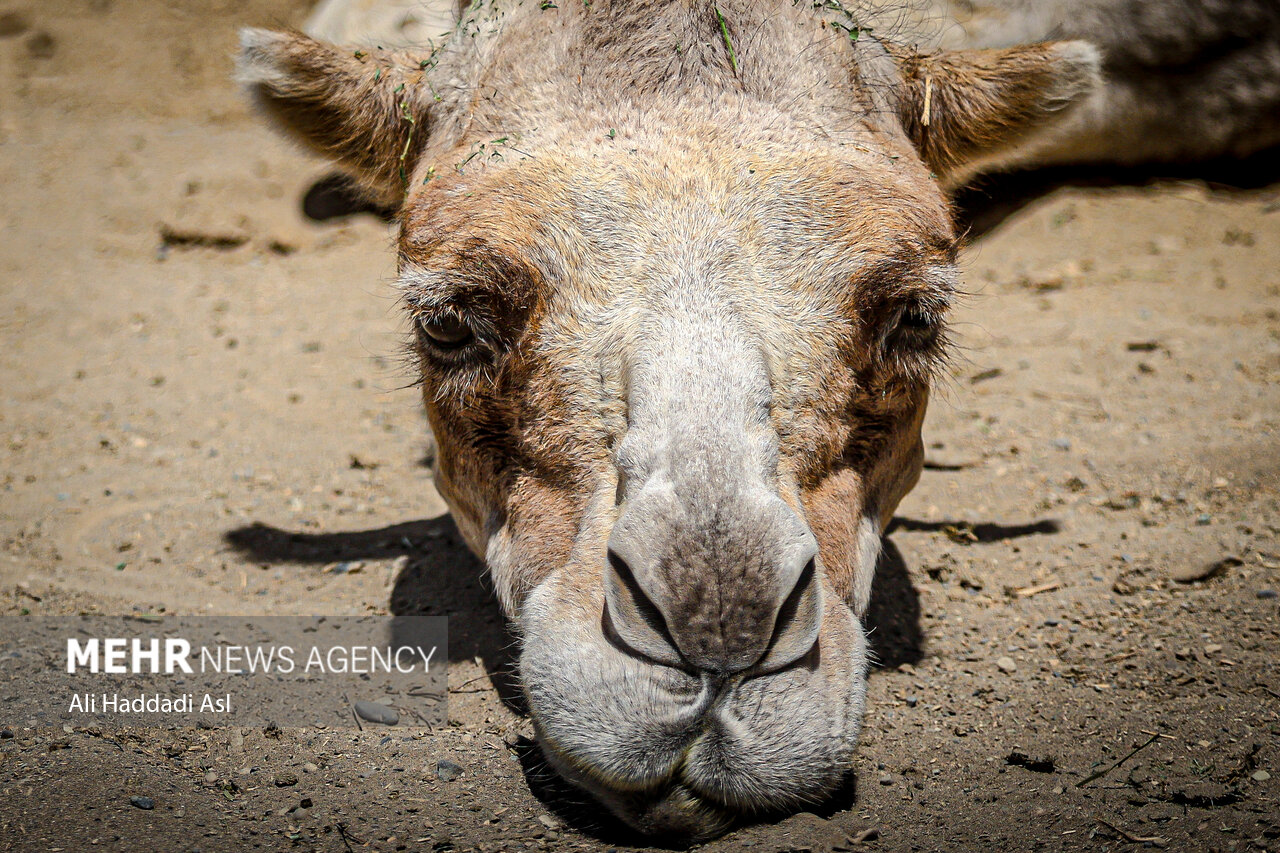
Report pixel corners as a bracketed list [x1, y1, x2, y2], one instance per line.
[237, 28, 436, 203]
[887, 40, 1101, 187]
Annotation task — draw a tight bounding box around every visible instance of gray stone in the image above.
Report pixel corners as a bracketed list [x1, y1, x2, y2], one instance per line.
[354, 700, 399, 726]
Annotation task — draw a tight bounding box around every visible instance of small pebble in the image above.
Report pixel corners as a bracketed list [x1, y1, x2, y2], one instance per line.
[203, 770, 218, 783]
[0, 729, 13, 739]
[1258, 589, 1278, 600]
[905, 696, 918, 708]
[302, 762, 319, 774]
[1252, 770, 1271, 782]
[436, 759, 463, 782]
[1051, 438, 1071, 451]
[878, 774, 894, 786]
[996, 656, 1017, 673]
[354, 700, 399, 726]
[129, 796, 154, 810]
[274, 773, 298, 787]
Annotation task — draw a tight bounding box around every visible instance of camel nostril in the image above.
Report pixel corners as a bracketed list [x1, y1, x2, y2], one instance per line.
[603, 546, 687, 670]
[754, 555, 824, 675]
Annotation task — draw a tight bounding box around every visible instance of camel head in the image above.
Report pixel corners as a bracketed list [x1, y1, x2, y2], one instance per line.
[239, 0, 1097, 840]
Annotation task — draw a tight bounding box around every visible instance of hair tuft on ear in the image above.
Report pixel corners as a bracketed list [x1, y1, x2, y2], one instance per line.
[236, 27, 297, 90]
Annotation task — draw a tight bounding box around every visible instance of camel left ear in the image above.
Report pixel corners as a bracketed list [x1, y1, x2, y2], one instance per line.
[237, 27, 437, 204]
[888, 41, 1101, 186]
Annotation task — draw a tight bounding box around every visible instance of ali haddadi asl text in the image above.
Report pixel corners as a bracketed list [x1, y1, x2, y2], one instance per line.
[67, 692, 232, 714]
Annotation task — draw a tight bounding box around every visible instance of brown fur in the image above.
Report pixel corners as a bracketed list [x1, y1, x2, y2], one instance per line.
[889, 40, 1101, 184]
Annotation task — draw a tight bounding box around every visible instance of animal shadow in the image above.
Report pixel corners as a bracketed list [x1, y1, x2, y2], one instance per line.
[867, 517, 1061, 668]
[223, 515, 523, 712]
[863, 537, 924, 670]
[302, 172, 396, 221]
[954, 143, 1280, 239]
[887, 517, 1060, 543]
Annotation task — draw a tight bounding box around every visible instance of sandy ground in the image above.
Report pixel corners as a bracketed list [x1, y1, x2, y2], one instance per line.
[1, 2, 1279, 851]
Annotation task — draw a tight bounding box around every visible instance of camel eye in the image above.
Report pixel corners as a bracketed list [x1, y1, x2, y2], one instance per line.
[882, 298, 944, 361]
[890, 301, 938, 345]
[418, 313, 474, 349]
[898, 304, 933, 332]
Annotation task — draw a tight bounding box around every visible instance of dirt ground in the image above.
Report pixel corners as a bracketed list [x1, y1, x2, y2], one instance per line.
[2, 2, 1278, 852]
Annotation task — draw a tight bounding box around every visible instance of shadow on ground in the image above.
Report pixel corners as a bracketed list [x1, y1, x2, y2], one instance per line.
[863, 537, 923, 670]
[869, 516, 1061, 667]
[953, 144, 1280, 239]
[224, 515, 524, 710]
[887, 516, 1060, 543]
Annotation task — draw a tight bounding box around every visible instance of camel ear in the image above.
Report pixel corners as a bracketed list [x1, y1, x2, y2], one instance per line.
[237, 28, 436, 203]
[889, 41, 1100, 186]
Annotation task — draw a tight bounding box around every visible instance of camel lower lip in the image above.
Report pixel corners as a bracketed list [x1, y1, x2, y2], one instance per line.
[534, 732, 742, 840]
[539, 725, 856, 842]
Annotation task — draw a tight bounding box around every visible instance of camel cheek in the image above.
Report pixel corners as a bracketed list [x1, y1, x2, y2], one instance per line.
[802, 470, 872, 612]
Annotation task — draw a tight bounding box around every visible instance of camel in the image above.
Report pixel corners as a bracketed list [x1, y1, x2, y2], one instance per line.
[237, 0, 1280, 840]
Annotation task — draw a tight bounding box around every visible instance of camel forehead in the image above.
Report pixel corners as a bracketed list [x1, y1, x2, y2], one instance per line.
[400, 143, 955, 315]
